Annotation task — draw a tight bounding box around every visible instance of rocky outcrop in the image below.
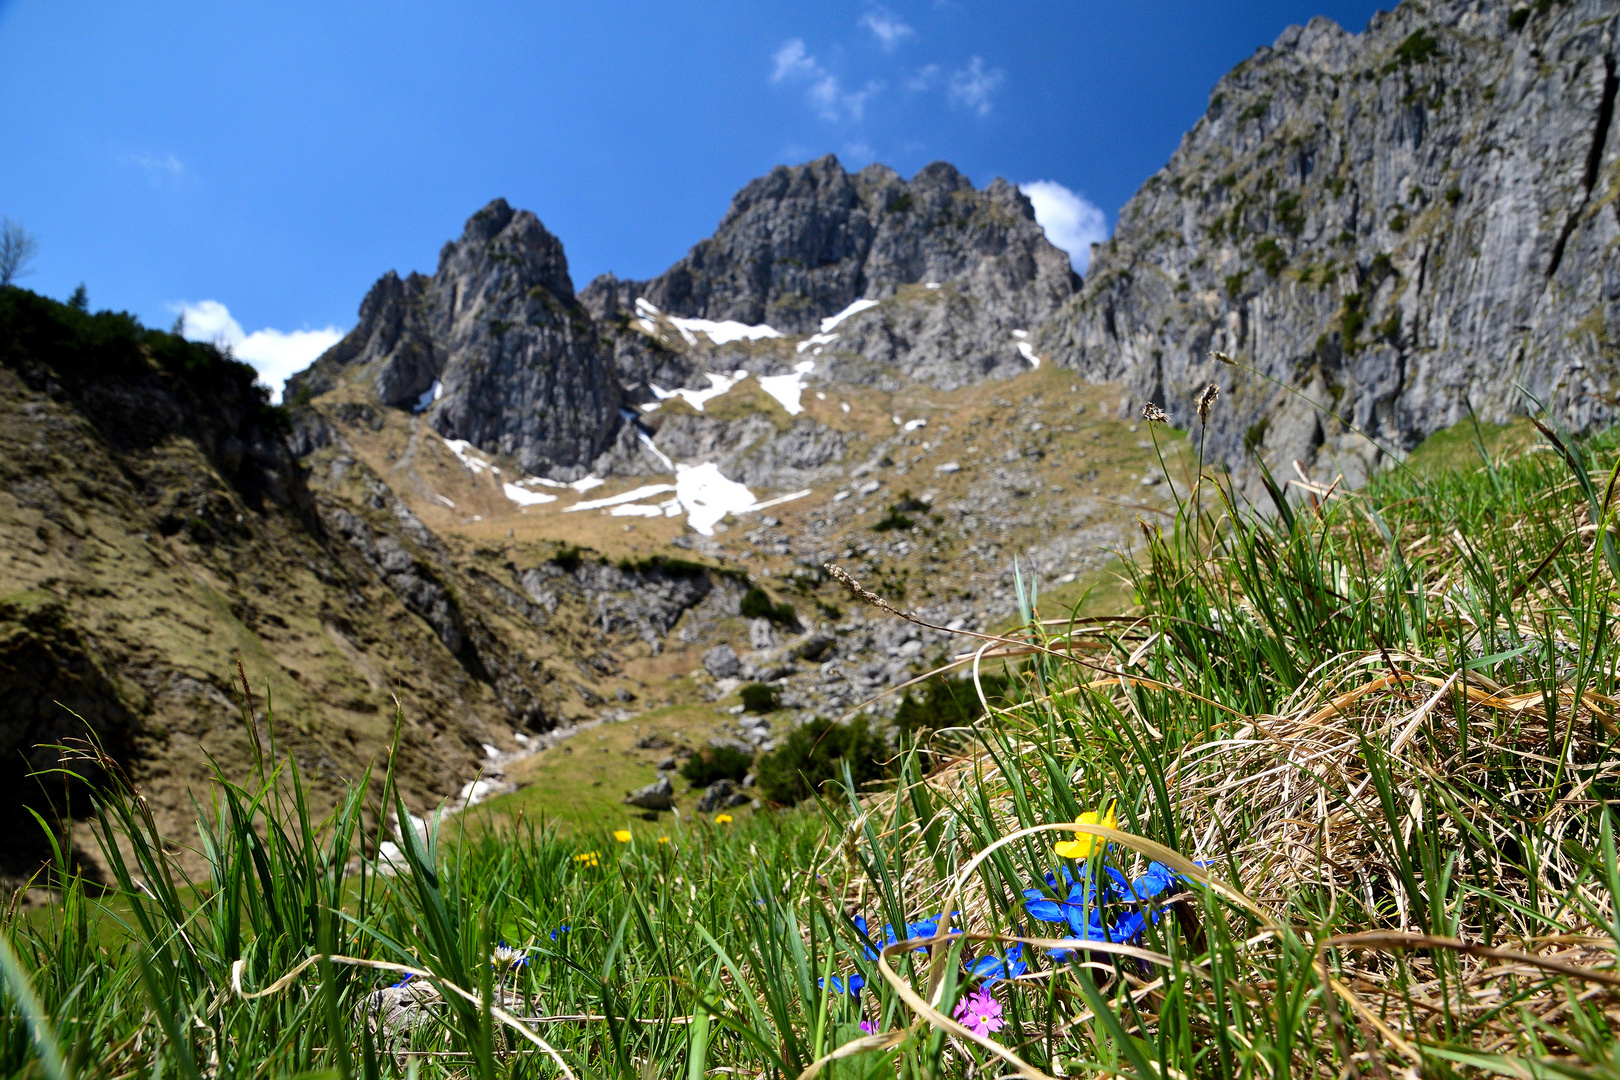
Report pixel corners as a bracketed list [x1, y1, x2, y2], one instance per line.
[590, 156, 1078, 390]
[1043, 0, 1620, 483]
[296, 201, 624, 481]
[287, 271, 438, 408]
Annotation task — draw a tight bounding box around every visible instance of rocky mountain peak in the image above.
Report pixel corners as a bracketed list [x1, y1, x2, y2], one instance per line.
[292, 200, 623, 480]
[619, 154, 1075, 338]
[1043, 0, 1620, 485]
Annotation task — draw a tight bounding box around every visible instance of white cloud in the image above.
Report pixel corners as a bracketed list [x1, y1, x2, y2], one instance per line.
[1019, 181, 1110, 274]
[947, 56, 1003, 116]
[860, 8, 915, 51]
[132, 152, 184, 177]
[771, 39, 818, 82]
[175, 299, 344, 404]
[770, 39, 880, 122]
[904, 63, 942, 91]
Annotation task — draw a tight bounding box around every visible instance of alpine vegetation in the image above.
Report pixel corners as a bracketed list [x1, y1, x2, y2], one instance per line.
[5, 404, 1620, 1080]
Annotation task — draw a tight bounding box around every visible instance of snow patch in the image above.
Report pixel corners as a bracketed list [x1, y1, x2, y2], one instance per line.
[1016, 341, 1040, 368]
[796, 332, 839, 354]
[666, 316, 782, 346]
[646, 371, 748, 412]
[414, 380, 443, 413]
[819, 298, 880, 333]
[757, 360, 815, 415]
[924, 282, 941, 290]
[637, 297, 782, 347]
[675, 463, 809, 536]
[442, 438, 493, 474]
[610, 503, 667, 519]
[903, 418, 927, 432]
[580, 464, 811, 536]
[565, 484, 678, 512]
[429, 491, 455, 508]
[1012, 329, 1029, 339]
[503, 482, 557, 506]
[638, 430, 675, 471]
[570, 476, 607, 493]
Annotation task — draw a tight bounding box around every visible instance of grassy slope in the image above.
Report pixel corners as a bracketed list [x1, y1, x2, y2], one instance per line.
[8, 411, 1620, 1080]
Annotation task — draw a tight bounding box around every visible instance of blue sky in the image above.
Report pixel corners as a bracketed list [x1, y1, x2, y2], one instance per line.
[0, 1, 1380, 397]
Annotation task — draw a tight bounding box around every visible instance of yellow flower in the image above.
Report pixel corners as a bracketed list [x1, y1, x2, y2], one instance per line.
[613, 829, 632, 843]
[573, 850, 601, 867]
[657, 836, 671, 844]
[1053, 802, 1117, 860]
[715, 814, 734, 824]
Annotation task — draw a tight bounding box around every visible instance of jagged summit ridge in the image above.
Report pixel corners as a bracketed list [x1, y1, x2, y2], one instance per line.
[589, 156, 1075, 334]
[584, 155, 1077, 391]
[293, 199, 623, 480]
[1042, 0, 1620, 482]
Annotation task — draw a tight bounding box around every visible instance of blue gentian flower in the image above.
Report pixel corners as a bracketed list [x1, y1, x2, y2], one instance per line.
[1028, 862, 1188, 957]
[818, 974, 866, 995]
[550, 924, 571, 941]
[964, 943, 1026, 985]
[853, 913, 961, 959]
[1022, 866, 1129, 936]
[388, 973, 415, 989]
[1126, 862, 1179, 901]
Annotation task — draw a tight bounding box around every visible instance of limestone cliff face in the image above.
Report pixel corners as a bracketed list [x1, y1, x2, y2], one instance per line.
[288, 270, 437, 409]
[585, 156, 1078, 389]
[1042, 0, 1620, 483]
[426, 200, 624, 481]
[295, 201, 623, 481]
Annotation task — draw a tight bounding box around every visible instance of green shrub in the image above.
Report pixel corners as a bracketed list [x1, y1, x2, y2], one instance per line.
[739, 682, 778, 713]
[1254, 238, 1287, 277]
[894, 672, 1012, 733]
[871, 509, 914, 532]
[680, 744, 753, 787]
[550, 545, 584, 572]
[617, 554, 707, 577]
[1393, 28, 1440, 66]
[757, 716, 888, 805]
[740, 586, 796, 624]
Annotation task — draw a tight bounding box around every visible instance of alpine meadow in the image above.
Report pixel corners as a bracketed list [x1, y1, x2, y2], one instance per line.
[5, 2, 1620, 1079]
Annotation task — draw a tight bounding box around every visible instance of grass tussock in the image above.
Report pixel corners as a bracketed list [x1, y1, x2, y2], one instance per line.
[4, 413, 1620, 1080]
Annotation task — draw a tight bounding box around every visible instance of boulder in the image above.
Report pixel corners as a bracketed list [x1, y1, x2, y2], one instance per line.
[703, 643, 741, 679]
[624, 775, 675, 810]
[696, 778, 738, 812]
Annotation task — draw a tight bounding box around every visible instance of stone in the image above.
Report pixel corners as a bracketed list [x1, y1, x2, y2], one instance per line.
[749, 617, 775, 650]
[696, 778, 739, 812]
[624, 775, 675, 810]
[703, 643, 741, 679]
[792, 631, 836, 662]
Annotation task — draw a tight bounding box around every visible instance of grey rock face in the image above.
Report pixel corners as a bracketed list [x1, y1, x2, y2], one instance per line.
[290, 271, 438, 408]
[295, 201, 624, 480]
[317, 473, 548, 728]
[624, 775, 675, 810]
[695, 778, 752, 811]
[595, 156, 1077, 390]
[1042, 1, 1620, 484]
[426, 200, 624, 479]
[703, 643, 741, 679]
